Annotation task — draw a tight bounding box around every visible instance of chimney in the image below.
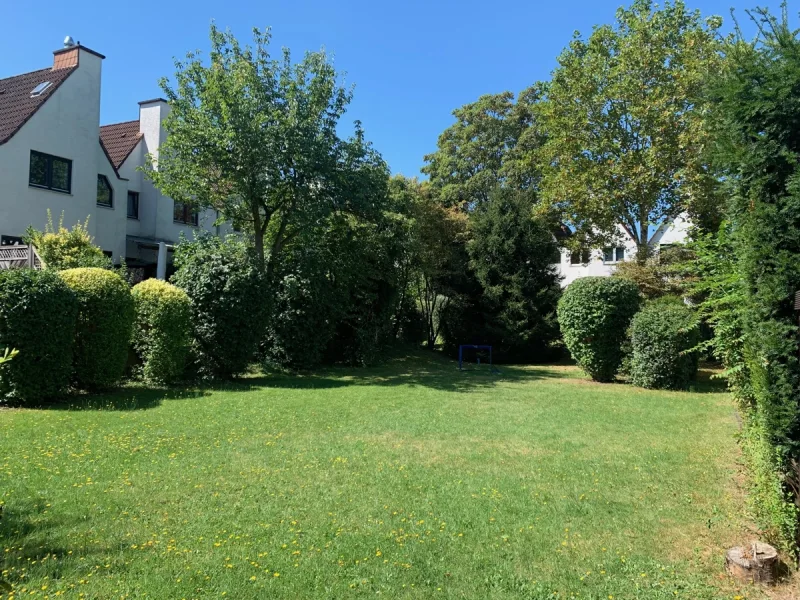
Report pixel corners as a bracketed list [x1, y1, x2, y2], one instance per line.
[52, 38, 105, 70]
[139, 99, 171, 167]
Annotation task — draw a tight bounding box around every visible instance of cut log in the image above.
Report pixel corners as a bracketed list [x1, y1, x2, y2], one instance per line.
[725, 542, 778, 585]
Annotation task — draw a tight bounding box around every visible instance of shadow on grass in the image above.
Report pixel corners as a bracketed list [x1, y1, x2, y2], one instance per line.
[33, 387, 211, 412]
[24, 351, 571, 412]
[228, 350, 571, 394]
[0, 501, 103, 586]
[689, 366, 730, 394]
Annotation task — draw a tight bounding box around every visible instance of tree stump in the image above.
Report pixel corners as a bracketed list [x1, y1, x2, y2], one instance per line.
[725, 542, 778, 585]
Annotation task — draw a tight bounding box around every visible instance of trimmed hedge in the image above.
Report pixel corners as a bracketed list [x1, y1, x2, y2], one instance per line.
[0, 269, 78, 403]
[629, 302, 699, 390]
[557, 276, 640, 381]
[60, 268, 134, 389]
[131, 279, 192, 384]
[172, 235, 268, 379]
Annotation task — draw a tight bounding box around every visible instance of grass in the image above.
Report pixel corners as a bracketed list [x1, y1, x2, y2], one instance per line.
[0, 351, 763, 599]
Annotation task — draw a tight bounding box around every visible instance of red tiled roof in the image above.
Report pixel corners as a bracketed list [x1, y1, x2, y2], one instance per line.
[0, 66, 77, 145]
[99, 120, 142, 169]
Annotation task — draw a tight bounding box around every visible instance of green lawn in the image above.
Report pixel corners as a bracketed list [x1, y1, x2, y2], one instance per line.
[0, 352, 759, 599]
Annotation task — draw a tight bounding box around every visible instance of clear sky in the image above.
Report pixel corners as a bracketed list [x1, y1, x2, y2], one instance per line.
[0, 0, 786, 177]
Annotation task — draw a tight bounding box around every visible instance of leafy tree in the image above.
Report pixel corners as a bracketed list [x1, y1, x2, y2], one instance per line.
[24, 211, 112, 270]
[422, 91, 540, 209]
[706, 7, 800, 552]
[264, 207, 409, 368]
[387, 176, 467, 348]
[536, 0, 723, 261]
[172, 234, 268, 379]
[468, 189, 562, 359]
[612, 245, 690, 299]
[147, 25, 388, 276]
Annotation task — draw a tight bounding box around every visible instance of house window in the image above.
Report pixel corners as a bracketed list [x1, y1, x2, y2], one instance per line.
[0, 235, 24, 246]
[173, 202, 199, 226]
[29, 151, 71, 193]
[97, 175, 113, 207]
[570, 249, 590, 265]
[127, 191, 139, 219]
[602, 247, 626, 263]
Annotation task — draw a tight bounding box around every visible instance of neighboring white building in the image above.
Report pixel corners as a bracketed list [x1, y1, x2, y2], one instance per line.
[555, 215, 690, 287]
[0, 39, 228, 278]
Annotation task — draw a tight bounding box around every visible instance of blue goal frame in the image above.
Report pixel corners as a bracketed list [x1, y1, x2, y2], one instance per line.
[458, 344, 493, 370]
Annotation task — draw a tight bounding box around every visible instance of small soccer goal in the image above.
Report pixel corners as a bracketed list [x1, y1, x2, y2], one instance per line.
[458, 344, 499, 373]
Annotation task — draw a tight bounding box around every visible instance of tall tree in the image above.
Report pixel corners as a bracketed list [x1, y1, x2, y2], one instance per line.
[708, 7, 800, 550]
[535, 0, 723, 261]
[388, 175, 467, 349]
[146, 25, 388, 276]
[422, 91, 538, 210]
[468, 189, 562, 360]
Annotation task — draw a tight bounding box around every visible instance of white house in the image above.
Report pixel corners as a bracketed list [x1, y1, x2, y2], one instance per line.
[0, 38, 228, 278]
[555, 215, 689, 287]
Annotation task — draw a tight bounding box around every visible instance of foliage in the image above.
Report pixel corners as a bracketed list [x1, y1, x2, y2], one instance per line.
[557, 277, 640, 381]
[147, 25, 388, 276]
[629, 301, 699, 390]
[738, 416, 800, 555]
[172, 234, 268, 379]
[387, 176, 468, 349]
[467, 189, 562, 360]
[131, 279, 192, 384]
[682, 224, 751, 401]
[536, 0, 723, 259]
[24, 210, 113, 270]
[0, 355, 753, 599]
[422, 90, 542, 209]
[59, 268, 134, 390]
[0, 269, 77, 403]
[695, 7, 800, 553]
[613, 245, 690, 299]
[264, 209, 408, 369]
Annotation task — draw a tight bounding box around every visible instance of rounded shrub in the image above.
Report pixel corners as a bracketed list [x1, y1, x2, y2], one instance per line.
[172, 235, 268, 379]
[557, 276, 640, 381]
[131, 279, 192, 384]
[59, 267, 134, 389]
[0, 269, 78, 403]
[629, 301, 700, 390]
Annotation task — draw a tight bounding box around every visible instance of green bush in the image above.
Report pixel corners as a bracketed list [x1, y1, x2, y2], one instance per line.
[705, 10, 800, 553]
[0, 269, 78, 403]
[557, 277, 640, 381]
[25, 211, 113, 270]
[172, 234, 268, 379]
[131, 279, 191, 384]
[629, 302, 699, 390]
[60, 268, 134, 389]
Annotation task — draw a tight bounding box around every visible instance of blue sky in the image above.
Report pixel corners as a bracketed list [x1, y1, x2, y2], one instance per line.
[1, 0, 787, 177]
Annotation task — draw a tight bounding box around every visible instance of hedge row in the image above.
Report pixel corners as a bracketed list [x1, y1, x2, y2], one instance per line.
[0, 268, 194, 405]
[558, 277, 699, 389]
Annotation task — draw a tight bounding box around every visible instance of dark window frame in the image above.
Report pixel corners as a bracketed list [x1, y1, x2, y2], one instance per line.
[173, 202, 199, 226]
[127, 191, 139, 219]
[29, 150, 72, 193]
[602, 246, 626, 264]
[570, 248, 590, 265]
[0, 235, 24, 246]
[97, 174, 113, 208]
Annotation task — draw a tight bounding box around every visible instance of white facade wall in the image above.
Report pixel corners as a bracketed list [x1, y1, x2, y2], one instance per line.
[555, 219, 689, 288]
[0, 50, 231, 270]
[0, 48, 128, 261]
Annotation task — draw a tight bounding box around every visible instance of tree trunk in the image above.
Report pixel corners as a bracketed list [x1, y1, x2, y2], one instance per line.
[725, 543, 778, 585]
[636, 212, 650, 264]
